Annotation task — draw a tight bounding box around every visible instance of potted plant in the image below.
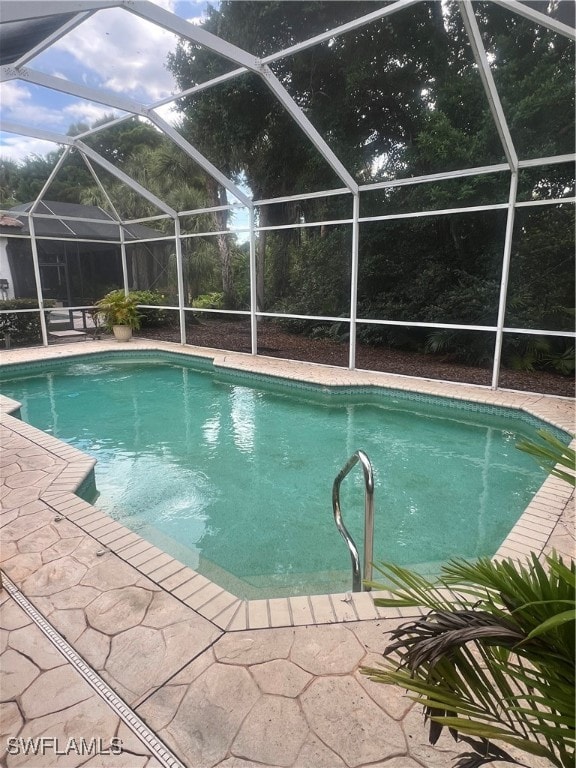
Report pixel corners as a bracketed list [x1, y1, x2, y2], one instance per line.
[95, 290, 141, 341]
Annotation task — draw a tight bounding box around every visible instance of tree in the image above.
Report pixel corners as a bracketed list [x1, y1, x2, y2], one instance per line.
[0, 158, 22, 207]
[166, 2, 452, 311]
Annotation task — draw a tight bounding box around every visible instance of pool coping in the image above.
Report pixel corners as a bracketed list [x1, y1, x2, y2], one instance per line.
[1, 338, 574, 631]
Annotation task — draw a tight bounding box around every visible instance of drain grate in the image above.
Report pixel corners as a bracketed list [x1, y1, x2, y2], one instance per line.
[2, 574, 185, 768]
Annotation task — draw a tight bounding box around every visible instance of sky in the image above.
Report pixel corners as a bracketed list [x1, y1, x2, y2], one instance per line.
[0, 0, 214, 162]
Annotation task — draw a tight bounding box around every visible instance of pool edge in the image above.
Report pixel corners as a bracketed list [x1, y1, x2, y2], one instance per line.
[1, 339, 574, 631]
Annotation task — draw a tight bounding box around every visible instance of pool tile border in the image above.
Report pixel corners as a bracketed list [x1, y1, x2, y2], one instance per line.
[2, 341, 572, 436]
[1, 338, 574, 631]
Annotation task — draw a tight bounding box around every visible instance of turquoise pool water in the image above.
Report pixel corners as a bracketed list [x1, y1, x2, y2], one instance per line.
[1, 353, 556, 598]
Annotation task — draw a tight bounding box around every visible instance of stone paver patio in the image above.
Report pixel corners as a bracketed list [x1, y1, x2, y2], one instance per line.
[1, 339, 574, 768]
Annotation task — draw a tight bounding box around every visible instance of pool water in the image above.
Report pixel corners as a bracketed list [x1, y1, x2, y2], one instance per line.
[1, 355, 552, 598]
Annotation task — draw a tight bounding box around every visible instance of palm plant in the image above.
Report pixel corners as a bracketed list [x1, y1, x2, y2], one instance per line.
[95, 290, 141, 330]
[516, 430, 575, 487]
[361, 553, 575, 768]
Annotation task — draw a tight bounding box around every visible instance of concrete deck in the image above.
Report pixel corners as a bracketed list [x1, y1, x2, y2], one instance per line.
[1, 339, 574, 768]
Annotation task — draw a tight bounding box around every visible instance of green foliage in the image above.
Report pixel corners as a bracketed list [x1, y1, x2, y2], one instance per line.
[81, 117, 164, 168]
[506, 206, 575, 342]
[362, 554, 575, 768]
[0, 299, 55, 345]
[183, 240, 221, 301]
[2, 2, 574, 368]
[0, 159, 22, 207]
[424, 329, 493, 367]
[271, 231, 351, 319]
[517, 429, 576, 487]
[505, 335, 575, 377]
[129, 290, 174, 328]
[95, 291, 141, 330]
[191, 292, 224, 309]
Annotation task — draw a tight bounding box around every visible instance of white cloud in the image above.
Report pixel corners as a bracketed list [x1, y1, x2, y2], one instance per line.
[0, 81, 67, 129]
[0, 81, 32, 110]
[48, 2, 185, 104]
[153, 101, 183, 125]
[0, 80, 123, 134]
[0, 135, 57, 163]
[0, 1, 209, 160]
[62, 102, 123, 127]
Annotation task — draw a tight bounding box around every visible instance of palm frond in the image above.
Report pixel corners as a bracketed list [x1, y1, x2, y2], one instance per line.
[361, 553, 575, 768]
[516, 429, 575, 487]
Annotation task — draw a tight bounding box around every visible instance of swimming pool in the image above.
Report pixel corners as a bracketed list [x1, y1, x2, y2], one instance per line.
[0, 351, 565, 599]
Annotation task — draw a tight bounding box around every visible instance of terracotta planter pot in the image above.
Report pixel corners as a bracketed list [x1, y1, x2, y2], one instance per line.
[112, 325, 133, 342]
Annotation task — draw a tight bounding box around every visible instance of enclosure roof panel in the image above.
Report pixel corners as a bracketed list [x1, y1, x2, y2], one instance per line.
[4, 200, 161, 241]
[0, 0, 574, 201]
[0, 14, 78, 66]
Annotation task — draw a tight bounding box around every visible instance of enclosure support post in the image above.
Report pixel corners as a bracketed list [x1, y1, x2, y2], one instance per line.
[120, 228, 129, 296]
[459, 1, 518, 173]
[25, 146, 76, 346]
[28, 214, 48, 347]
[348, 193, 360, 370]
[174, 217, 187, 345]
[249, 204, 258, 356]
[492, 172, 518, 390]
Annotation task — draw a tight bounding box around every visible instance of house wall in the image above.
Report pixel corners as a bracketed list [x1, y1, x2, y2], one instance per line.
[0, 236, 15, 299]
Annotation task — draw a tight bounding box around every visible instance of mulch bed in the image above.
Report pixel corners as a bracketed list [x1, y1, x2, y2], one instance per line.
[137, 318, 574, 398]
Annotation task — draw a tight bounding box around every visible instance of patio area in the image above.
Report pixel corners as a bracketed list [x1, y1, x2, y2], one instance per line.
[1, 339, 574, 768]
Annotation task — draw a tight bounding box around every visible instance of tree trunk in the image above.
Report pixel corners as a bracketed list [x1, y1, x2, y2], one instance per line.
[206, 178, 236, 309]
[256, 204, 267, 311]
[268, 201, 297, 303]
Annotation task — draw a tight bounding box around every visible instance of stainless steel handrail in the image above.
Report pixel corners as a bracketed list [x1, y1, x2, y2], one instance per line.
[332, 450, 375, 592]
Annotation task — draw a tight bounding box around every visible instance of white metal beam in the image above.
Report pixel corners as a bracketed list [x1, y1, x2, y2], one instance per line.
[148, 112, 252, 207]
[248, 205, 257, 354]
[74, 113, 135, 139]
[125, 0, 359, 192]
[153, 0, 423, 108]
[12, 12, 96, 68]
[491, 172, 518, 389]
[1, 82, 251, 212]
[119, 226, 129, 296]
[259, 66, 358, 193]
[0, 2, 116, 24]
[0, 123, 177, 223]
[27, 214, 49, 346]
[518, 153, 576, 169]
[81, 154, 123, 223]
[255, 188, 349, 206]
[458, 1, 518, 172]
[173, 217, 187, 345]
[502, 327, 575, 338]
[492, 0, 576, 41]
[361, 163, 510, 192]
[75, 140, 177, 217]
[263, 0, 423, 65]
[153, 69, 247, 109]
[0, 120, 73, 145]
[348, 194, 360, 370]
[1, 66, 146, 116]
[120, 0, 261, 72]
[29, 147, 74, 214]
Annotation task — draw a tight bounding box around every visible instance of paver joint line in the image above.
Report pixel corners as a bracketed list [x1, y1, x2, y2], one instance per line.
[1, 572, 186, 768]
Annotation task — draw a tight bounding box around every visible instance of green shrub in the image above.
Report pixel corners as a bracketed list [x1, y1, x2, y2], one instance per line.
[504, 334, 575, 377]
[95, 291, 141, 331]
[129, 290, 174, 328]
[0, 299, 55, 346]
[192, 292, 224, 309]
